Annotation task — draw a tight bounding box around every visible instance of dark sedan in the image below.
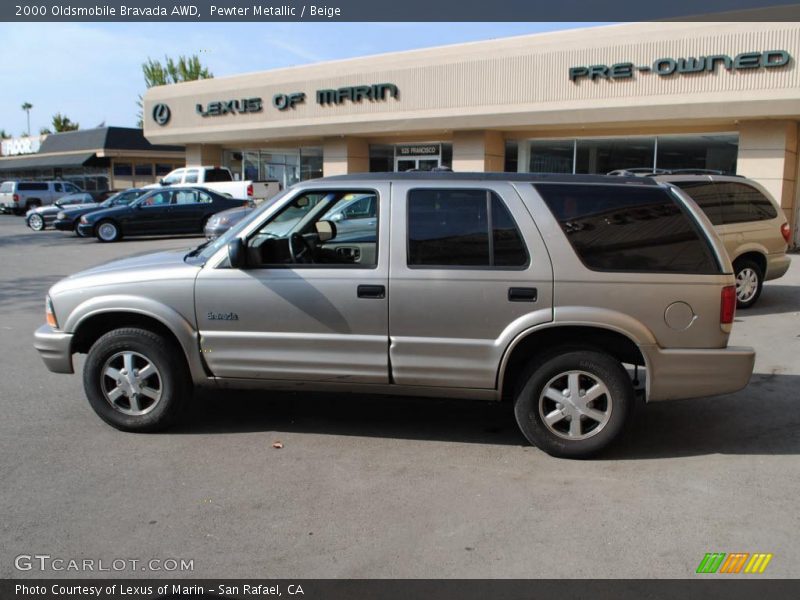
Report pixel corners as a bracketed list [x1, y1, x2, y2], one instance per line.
[77, 187, 250, 242]
[54, 188, 146, 235]
[25, 191, 112, 231]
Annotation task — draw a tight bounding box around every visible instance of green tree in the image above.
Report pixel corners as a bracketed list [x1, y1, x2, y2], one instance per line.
[136, 55, 213, 126]
[21, 102, 33, 136]
[0, 129, 11, 139]
[50, 113, 79, 132]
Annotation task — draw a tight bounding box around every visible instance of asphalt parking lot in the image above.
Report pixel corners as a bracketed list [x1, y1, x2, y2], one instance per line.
[1, 214, 799, 579]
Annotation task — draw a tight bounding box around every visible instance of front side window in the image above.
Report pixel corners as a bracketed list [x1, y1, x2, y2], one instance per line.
[139, 191, 172, 207]
[162, 170, 184, 185]
[407, 189, 528, 268]
[245, 190, 379, 268]
[536, 183, 721, 274]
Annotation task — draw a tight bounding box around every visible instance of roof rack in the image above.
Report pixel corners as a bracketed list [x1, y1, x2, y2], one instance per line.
[607, 168, 739, 177]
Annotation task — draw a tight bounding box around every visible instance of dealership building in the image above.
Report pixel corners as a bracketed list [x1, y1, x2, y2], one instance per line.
[0, 127, 184, 191]
[143, 21, 800, 244]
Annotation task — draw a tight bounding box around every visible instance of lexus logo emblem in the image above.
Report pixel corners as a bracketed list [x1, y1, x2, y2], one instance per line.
[152, 103, 171, 126]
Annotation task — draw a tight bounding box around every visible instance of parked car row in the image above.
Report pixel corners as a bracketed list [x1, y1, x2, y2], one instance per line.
[25, 191, 115, 231]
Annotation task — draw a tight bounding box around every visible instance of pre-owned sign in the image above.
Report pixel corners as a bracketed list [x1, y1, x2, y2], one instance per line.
[569, 50, 791, 82]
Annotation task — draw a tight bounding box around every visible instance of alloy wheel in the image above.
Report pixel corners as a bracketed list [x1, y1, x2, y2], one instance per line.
[538, 370, 613, 440]
[100, 351, 162, 416]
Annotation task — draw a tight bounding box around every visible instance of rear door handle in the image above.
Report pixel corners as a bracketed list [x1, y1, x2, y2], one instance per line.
[357, 285, 385, 299]
[508, 287, 537, 302]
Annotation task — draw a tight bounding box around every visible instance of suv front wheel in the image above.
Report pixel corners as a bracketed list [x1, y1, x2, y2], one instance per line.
[514, 349, 633, 458]
[83, 328, 189, 431]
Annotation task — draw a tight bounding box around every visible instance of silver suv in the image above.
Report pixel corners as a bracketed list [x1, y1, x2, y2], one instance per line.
[0, 180, 83, 214]
[34, 173, 755, 458]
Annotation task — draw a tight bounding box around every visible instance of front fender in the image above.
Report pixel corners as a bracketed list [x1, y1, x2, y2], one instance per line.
[64, 294, 209, 384]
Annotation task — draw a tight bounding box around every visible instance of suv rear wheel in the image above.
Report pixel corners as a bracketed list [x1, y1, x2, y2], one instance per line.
[514, 349, 633, 458]
[83, 328, 189, 432]
[733, 259, 763, 309]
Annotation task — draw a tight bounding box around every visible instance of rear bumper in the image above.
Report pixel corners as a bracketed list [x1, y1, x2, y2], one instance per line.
[642, 345, 755, 402]
[33, 324, 74, 374]
[765, 253, 790, 281]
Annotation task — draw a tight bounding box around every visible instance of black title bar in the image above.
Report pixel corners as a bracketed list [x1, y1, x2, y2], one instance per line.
[2, 0, 800, 21]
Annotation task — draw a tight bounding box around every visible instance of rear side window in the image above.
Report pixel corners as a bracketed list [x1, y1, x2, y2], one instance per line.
[19, 183, 48, 191]
[407, 188, 528, 268]
[204, 168, 232, 182]
[672, 182, 723, 225]
[715, 182, 777, 224]
[536, 183, 721, 274]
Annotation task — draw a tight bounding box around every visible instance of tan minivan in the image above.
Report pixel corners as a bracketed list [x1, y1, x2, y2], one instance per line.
[654, 175, 791, 308]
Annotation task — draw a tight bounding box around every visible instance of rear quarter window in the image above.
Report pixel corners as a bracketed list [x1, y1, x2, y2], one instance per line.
[204, 168, 233, 182]
[535, 183, 721, 274]
[715, 181, 778, 224]
[18, 182, 49, 191]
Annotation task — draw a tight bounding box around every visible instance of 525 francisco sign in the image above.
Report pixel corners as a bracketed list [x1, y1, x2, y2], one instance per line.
[569, 50, 791, 82]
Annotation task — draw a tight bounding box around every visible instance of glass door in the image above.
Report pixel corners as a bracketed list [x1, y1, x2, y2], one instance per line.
[394, 144, 441, 172]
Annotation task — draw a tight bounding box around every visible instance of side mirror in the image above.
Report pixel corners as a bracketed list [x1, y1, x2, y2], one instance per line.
[227, 238, 247, 269]
[55, 201, 62, 208]
[315, 220, 337, 242]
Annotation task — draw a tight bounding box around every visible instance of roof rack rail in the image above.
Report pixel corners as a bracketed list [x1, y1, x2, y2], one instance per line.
[607, 168, 740, 177]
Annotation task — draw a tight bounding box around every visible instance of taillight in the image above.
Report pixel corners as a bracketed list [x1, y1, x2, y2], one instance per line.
[780, 222, 791, 244]
[12, 194, 19, 204]
[247, 183, 253, 197]
[720, 285, 736, 325]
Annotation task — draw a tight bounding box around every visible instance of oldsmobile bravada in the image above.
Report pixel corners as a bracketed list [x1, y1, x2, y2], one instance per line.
[34, 173, 755, 458]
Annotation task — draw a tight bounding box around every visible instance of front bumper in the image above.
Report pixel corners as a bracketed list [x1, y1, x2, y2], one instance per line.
[76, 223, 94, 237]
[642, 345, 755, 402]
[33, 324, 74, 374]
[765, 253, 791, 282]
[53, 218, 75, 231]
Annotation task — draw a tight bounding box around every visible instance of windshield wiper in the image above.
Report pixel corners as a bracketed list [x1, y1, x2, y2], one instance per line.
[185, 239, 212, 258]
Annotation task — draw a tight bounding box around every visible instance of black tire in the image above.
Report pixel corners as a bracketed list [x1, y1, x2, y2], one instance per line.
[74, 222, 85, 237]
[513, 349, 633, 459]
[28, 213, 45, 231]
[83, 328, 190, 432]
[733, 259, 764, 309]
[95, 219, 121, 242]
[25, 200, 41, 212]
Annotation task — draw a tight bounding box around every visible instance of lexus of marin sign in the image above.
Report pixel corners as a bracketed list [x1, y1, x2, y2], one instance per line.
[569, 50, 792, 82]
[190, 83, 400, 119]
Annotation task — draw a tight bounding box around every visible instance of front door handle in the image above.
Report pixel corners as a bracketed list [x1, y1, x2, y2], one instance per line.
[508, 287, 537, 302]
[357, 285, 385, 299]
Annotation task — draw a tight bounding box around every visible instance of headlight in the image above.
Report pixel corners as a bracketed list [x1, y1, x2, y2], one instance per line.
[57, 211, 66, 220]
[45, 295, 58, 329]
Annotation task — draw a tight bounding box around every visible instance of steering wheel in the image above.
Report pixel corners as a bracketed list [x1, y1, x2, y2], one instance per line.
[288, 232, 314, 263]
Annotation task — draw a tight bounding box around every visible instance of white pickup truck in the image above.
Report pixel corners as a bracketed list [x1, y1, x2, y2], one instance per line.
[146, 166, 281, 202]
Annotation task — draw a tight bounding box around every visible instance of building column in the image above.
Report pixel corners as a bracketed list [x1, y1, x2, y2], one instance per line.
[737, 120, 799, 245]
[452, 131, 505, 172]
[185, 144, 223, 167]
[322, 137, 369, 176]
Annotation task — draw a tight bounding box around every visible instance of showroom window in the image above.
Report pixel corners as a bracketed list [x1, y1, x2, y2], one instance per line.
[521, 134, 738, 175]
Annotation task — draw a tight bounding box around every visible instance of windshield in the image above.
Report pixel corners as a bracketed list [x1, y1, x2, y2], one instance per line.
[186, 188, 293, 263]
[101, 189, 144, 207]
